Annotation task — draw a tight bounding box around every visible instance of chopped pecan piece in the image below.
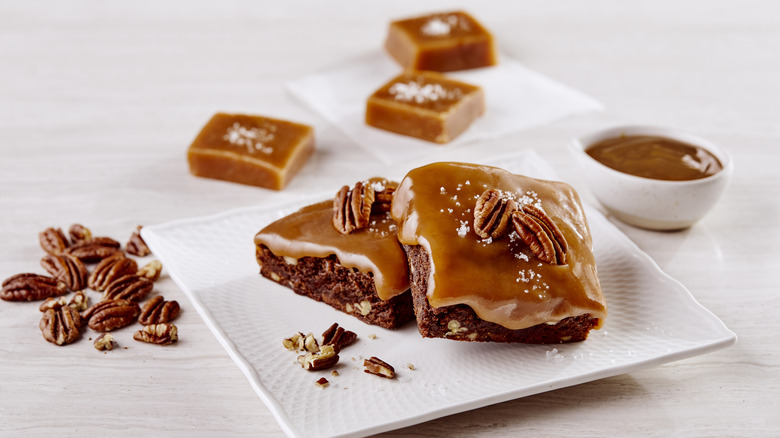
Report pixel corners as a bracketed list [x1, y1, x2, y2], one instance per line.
[333, 181, 375, 234]
[93, 333, 115, 351]
[68, 223, 92, 245]
[282, 332, 306, 351]
[65, 237, 122, 263]
[40, 253, 88, 291]
[102, 274, 153, 302]
[137, 260, 163, 282]
[82, 299, 141, 332]
[474, 189, 517, 240]
[68, 290, 89, 311]
[39, 227, 69, 255]
[126, 225, 152, 257]
[363, 356, 395, 379]
[372, 185, 396, 214]
[314, 377, 329, 388]
[40, 306, 82, 346]
[512, 205, 568, 265]
[1, 273, 67, 301]
[303, 332, 320, 353]
[39, 296, 68, 312]
[297, 344, 339, 371]
[88, 254, 138, 291]
[133, 323, 178, 345]
[321, 323, 357, 353]
[138, 296, 180, 325]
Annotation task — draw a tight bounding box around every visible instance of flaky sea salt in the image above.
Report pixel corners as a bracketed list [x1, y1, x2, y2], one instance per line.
[389, 81, 462, 104]
[457, 220, 469, 237]
[223, 122, 275, 154]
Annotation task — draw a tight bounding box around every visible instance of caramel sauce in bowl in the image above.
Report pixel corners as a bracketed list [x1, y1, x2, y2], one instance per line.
[570, 126, 733, 230]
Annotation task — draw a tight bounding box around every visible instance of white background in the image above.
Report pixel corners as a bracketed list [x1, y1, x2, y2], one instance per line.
[1, 1, 778, 437]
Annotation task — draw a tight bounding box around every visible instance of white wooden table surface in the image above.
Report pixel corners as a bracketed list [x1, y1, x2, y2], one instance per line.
[1, 1, 778, 436]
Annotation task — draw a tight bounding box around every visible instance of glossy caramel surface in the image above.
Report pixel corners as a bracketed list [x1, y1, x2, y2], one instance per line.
[391, 162, 607, 330]
[188, 113, 314, 190]
[369, 71, 481, 113]
[254, 179, 409, 300]
[385, 11, 498, 71]
[586, 135, 723, 181]
[365, 71, 485, 143]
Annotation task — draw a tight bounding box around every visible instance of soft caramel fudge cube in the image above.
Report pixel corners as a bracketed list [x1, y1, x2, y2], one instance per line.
[187, 113, 314, 190]
[365, 71, 485, 144]
[385, 11, 498, 72]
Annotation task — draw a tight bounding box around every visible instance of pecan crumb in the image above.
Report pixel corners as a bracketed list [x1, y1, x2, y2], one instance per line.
[363, 356, 395, 379]
[315, 377, 329, 388]
[321, 323, 357, 353]
[137, 260, 163, 282]
[282, 332, 305, 351]
[133, 323, 178, 345]
[93, 333, 115, 351]
[297, 344, 338, 371]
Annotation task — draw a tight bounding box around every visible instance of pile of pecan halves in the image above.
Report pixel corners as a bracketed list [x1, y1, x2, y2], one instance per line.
[1, 224, 180, 350]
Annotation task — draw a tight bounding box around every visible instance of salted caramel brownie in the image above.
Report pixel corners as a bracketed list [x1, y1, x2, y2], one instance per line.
[366, 71, 485, 144]
[254, 179, 413, 329]
[391, 162, 607, 343]
[385, 11, 498, 72]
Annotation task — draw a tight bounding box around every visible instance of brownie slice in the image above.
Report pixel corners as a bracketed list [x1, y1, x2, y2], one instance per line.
[257, 244, 414, 329]
[405, 245, 600, 343]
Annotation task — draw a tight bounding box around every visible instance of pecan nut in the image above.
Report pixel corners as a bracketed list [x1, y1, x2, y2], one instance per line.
[1, 273, 68, 301]
[68, 290, 89, 311]
[82, 299, 141, 332]
[39, 227, 70, 255]
[333, 181, 375, 234]
[138, 296, 180, 325]
[65, 237, 122, 263]
[126, 225, 152, 257]
[40, 306, 82, 346]
[321, 323, 357, 353]
[474, 189, 517, 240]
[40, 253, 88, 291]
[39, 296, 68, 312]
[88, 254, 138, 291]
[68, 223, 92, 245]
[38, 290, 89, 312]
[93, 333, 115, 351]
[282, 332, 306, 351]
[102, 274, 153, 302]
[363, 356, 395, 378]
[297, 344, 339, 371]
[133, 323, 178, 345]
[372, 185, 396, 214]
[137, 260, 163, 282]
[512, 205, 568, 265]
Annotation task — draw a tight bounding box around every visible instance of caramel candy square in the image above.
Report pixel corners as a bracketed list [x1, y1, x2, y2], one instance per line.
[187, 113, 314, 190]
[385, 11, 498, 72]
[365, 71, 485, 144]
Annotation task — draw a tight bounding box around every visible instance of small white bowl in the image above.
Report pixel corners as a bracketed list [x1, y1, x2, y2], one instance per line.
[570, 125, 733, 230]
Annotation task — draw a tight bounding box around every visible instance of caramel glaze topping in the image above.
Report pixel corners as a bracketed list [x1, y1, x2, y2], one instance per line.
[391, 162, 607, 331]
[254, 178, 409, 301]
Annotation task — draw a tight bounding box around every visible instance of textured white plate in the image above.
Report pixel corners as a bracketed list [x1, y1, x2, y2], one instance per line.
[142, 152, 736, 438]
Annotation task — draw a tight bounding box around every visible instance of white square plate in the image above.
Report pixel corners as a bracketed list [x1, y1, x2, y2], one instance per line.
[142, 152, 735, 438]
